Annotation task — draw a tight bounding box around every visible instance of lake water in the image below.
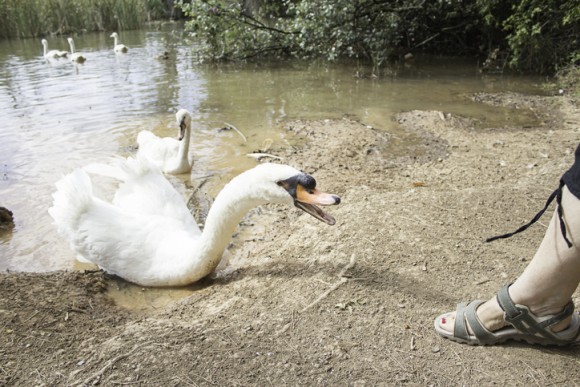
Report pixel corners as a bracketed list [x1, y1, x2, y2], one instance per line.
[0, 24, 545, 279]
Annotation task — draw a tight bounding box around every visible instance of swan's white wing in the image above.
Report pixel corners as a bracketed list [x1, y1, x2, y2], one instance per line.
[50, 168, 203, 286]
[84, 156, 200, 234]
[49, 169, 150, 268]
[46, 50, 64, 59]
[114, 165, 201, 235]
[137, 130, 180, 170]
[136, 130, 158, 146]
[75, 202, 194, 279]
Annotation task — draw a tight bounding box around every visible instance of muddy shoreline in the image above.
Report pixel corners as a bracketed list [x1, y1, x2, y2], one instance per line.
[1, 92, 580, 385]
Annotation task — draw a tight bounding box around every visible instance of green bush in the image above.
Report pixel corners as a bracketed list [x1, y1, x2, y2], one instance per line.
[504, 0, 579, 73]
[179, 0, 430, 70]
[178, 0, 579, 74]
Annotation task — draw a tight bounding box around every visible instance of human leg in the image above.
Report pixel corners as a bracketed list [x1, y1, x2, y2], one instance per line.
[434, 185, 580, 345]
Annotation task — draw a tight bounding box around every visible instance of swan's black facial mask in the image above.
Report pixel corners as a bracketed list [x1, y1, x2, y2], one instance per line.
[178, 120, 187, 141]
[277, 173, 341, 225]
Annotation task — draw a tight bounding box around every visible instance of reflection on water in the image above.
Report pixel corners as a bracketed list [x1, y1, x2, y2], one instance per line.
[0, 24, 546, 308]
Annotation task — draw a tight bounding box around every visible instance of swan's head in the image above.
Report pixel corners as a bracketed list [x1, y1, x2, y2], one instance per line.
[239, 163, 340, 225]
[67, 37, 73, 44]
[175, 109, 192, 141]
[41, 39, 48, 46]
[110, 32, 118, 39]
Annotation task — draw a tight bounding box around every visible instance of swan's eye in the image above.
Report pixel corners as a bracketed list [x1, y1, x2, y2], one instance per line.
[276, 179, 293, 194]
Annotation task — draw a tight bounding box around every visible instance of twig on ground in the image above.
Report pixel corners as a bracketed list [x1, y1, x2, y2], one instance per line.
[301, 254, 356, 312]
[223, 122, 247, 142]
[246, 153, 282, 161]
[24, 310, 41, 322]
[276, 254, 356, 335]
[301, 278, 347, 312]
[363, 237, 376, 246]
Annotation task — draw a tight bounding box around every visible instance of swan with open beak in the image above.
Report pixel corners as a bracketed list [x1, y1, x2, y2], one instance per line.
[277, 172, 340, 225]
[49, 161, 341, 287]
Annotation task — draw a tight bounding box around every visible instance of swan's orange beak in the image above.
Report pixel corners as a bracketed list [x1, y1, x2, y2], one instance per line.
[294, 184, 340, 225]
[278, 173, 340, 225]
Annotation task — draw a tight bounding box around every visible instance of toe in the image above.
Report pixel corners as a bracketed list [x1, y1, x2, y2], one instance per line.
[435, 312, 456, 335]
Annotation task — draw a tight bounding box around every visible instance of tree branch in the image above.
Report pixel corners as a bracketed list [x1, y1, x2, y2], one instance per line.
[239, 12, 295, 35]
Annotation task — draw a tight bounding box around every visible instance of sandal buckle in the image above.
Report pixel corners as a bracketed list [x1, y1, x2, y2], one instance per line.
[505, 308, 526, 323]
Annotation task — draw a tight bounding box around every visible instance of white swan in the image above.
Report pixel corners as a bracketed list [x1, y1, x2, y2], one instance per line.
[67, 37, 87, 63]
[137, 109, 193, 174]
[48, 157, 340, 287]
[41, 39, 67, 60]
[110, 32, 128, 53]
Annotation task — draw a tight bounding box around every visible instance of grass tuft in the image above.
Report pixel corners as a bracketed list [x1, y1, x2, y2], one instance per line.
[0, 0, 169, 39]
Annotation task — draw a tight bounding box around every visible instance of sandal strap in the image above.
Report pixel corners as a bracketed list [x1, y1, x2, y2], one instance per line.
[454, 300, 497, 344]
[497, 283, 575, 341]
[464, 300, 498, 344]
[453, 302, 469, 340]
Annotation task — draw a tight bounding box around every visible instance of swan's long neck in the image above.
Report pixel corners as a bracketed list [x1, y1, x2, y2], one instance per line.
[193, 174, 266, 275]
[113, 36, 119, 46]
[68, 40, 75, 54]
[42, 43, 47, 56]
[177, 124, 191, 165]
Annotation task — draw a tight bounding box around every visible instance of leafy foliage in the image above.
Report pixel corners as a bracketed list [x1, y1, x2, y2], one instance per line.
[179, 0, 431, 69]
[504, 0, 579, 73]
[179, 0, 579, 74]
[178, 0, 293, 61]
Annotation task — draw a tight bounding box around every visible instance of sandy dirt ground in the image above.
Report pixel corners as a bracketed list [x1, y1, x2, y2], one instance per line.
[1, 91, 580, 386]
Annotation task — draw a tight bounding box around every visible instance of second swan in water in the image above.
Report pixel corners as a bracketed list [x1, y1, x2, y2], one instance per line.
[137, 109, 193, 174]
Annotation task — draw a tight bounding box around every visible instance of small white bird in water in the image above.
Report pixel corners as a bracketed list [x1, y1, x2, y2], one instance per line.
[137, 109, 194, 175]
[41, 39, 68, 60]
[110, 32, 128, 53]
[49, 157, 340, 287]
[67, 38, 86, 64]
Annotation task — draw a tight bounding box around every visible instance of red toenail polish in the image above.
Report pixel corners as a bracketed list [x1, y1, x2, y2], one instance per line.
[441, 317, 446, 324]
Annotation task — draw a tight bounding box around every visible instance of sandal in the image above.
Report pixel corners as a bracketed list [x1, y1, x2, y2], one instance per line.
[434, 284, 580, 346]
